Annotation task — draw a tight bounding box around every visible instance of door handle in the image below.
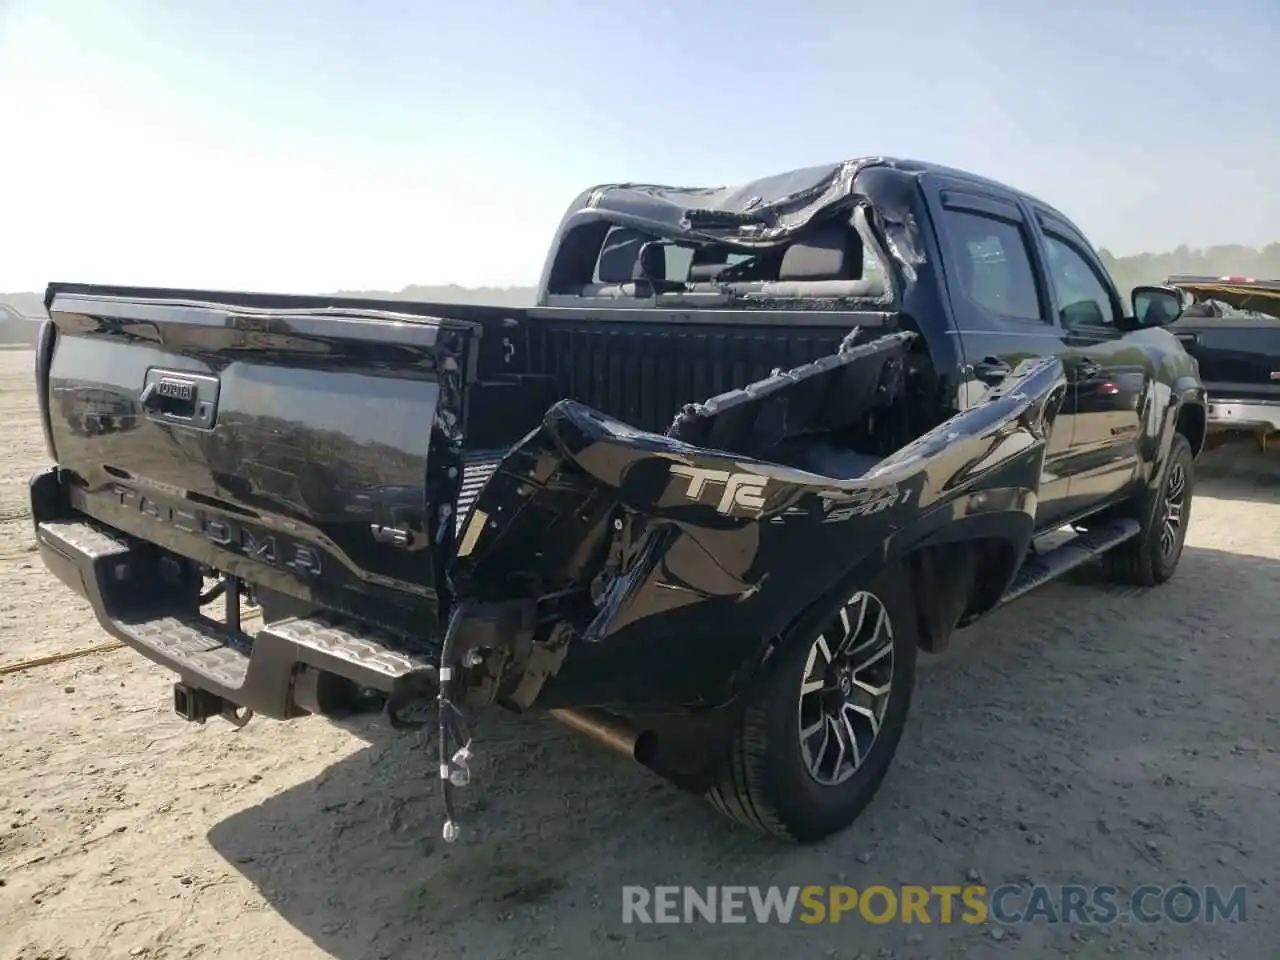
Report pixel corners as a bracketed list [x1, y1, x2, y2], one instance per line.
[972, 357, 1012, 386]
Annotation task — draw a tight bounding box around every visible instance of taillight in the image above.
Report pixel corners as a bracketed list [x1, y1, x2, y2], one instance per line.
[35, 319, 57, 460]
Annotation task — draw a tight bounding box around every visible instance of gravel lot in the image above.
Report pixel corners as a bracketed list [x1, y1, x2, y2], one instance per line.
[0, 346, 1276, 960]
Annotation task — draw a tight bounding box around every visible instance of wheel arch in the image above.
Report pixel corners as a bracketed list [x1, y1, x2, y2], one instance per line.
[904, 534, 1025, 652]
[1158, 379, 1208, 472]
[1176, 398, 1207, 460]
[766, 502, 1036, 662]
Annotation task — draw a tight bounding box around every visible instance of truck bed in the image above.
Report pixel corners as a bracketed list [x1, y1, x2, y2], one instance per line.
[36, 283, 904, 632]
[44, 282, 897, 439]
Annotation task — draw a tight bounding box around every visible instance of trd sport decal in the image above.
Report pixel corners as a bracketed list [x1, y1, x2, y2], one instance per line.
[670, 465, 769, 515]
[668, 464, 911, 521]
[818, 485, 910, 522]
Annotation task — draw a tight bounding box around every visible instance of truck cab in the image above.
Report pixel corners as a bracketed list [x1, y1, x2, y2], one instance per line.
[513, 158, 1207, 532]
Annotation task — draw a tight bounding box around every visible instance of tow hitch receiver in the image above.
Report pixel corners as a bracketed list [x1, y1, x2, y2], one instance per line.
[172, 682, 224, 724]
[173, 682, 254, 727]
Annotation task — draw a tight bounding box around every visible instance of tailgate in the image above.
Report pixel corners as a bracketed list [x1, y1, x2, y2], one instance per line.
[1173, 320, 1280, 400]
[1169, 276, 1280, 400]
[41, 285, 476, 624]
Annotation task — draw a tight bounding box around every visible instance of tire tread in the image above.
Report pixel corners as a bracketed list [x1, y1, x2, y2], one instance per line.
[705, 690, 791, 839]
[1101, 433, 1193, 587]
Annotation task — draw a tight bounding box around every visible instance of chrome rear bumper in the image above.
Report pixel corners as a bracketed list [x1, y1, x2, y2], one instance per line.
[1205, 399, 1280, 432]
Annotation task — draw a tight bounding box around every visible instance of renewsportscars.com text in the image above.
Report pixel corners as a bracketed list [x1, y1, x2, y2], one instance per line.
[621, 884, 1249, 926]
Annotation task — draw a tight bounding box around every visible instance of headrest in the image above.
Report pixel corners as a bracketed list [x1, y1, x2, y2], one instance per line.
[597, 228, 663, 283]
[637, 241, 667, 281]
[779, 223, 860, 281]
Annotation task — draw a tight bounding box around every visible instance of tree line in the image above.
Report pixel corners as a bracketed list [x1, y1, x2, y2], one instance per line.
[1100, 244, 1280, 306]
[341, 243, 1280, 309]
[4, 243, 1280, 320]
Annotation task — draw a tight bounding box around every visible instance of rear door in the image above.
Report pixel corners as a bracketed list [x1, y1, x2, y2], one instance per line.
[923, 178, 1079, 530]
[1028, 210, 1151, 511]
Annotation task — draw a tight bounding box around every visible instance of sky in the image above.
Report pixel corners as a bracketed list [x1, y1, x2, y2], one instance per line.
[1, 0, 1277, 295]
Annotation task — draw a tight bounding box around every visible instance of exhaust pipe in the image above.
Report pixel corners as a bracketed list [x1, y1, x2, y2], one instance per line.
[550, 707, 656, 764]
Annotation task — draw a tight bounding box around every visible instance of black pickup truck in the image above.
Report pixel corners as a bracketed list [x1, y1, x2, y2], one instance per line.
[1154, 275, 1280, 448]
[30, 157, 1205, 843]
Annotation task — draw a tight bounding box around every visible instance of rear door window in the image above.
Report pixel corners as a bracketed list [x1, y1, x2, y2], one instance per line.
[943, 210, 1046, 322]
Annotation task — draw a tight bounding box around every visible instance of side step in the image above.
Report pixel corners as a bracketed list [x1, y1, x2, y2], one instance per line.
[997, 519, 1141, 607]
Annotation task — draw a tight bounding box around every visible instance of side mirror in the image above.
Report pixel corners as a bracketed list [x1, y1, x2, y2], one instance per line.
[1129, 285, 1185, 329]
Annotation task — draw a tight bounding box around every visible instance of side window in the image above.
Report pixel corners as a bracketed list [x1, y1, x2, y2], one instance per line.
[663, 245, 694, 283]
[942, 210, 1044, 321]
[1043, 235, 1118, 329]
[860, 243, 889, 288]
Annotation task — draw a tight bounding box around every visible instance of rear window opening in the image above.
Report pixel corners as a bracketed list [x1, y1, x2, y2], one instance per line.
[546, 212, 892, 306]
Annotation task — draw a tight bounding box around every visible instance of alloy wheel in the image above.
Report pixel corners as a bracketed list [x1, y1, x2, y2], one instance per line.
[1160, 461, 1187, 559]
[797, 590, 895, 786]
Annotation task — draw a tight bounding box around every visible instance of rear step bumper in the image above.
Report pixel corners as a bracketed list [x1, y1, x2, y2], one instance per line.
[1204, 398, 1280, 432]
[31, 470, 439, 721]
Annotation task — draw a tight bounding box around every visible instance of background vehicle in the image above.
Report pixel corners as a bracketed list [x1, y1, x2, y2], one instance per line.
[30, 157, 1204, 842]
[0, 302, 42, 347]
[1156, 275, 1280, 448]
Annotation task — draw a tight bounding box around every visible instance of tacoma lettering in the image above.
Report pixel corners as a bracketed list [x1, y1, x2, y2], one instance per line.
[111, 485, 322, 576]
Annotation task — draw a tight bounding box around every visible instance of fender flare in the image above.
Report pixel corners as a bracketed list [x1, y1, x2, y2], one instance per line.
[881, 492, 1037, 647]
[740, 487, 1038, 682]
[1153, 378, 1207, 480]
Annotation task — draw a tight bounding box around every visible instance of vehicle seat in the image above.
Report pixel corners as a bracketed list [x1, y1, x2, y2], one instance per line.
[688, 261, 733, 283]
[684, 248, 736, 292]
[576, 229, 680, 298]
[738, 223, 886, 299]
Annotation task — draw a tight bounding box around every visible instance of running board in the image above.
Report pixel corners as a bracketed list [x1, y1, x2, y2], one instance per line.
[997, 519, 1142, 607]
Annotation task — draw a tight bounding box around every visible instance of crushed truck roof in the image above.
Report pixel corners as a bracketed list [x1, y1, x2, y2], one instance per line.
[580, 156, 1049, 245]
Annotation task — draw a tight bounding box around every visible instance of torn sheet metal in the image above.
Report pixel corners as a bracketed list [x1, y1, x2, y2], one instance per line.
[584, 157, 890, 245]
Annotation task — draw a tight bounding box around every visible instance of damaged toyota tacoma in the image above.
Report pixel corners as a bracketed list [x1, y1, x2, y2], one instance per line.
[30, 157, 1206, 842]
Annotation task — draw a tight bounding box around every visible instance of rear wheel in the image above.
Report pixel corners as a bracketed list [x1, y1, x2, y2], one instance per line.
[1101, 432, 1194, 585]
[705, 566, 917, 842]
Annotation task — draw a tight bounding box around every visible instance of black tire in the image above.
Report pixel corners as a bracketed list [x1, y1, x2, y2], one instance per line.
[1101, 432, 1194, 586]
[705, 565, 917, 842]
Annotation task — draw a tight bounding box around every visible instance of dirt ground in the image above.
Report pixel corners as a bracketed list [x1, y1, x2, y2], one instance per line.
[0, 346, 1276, 960]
